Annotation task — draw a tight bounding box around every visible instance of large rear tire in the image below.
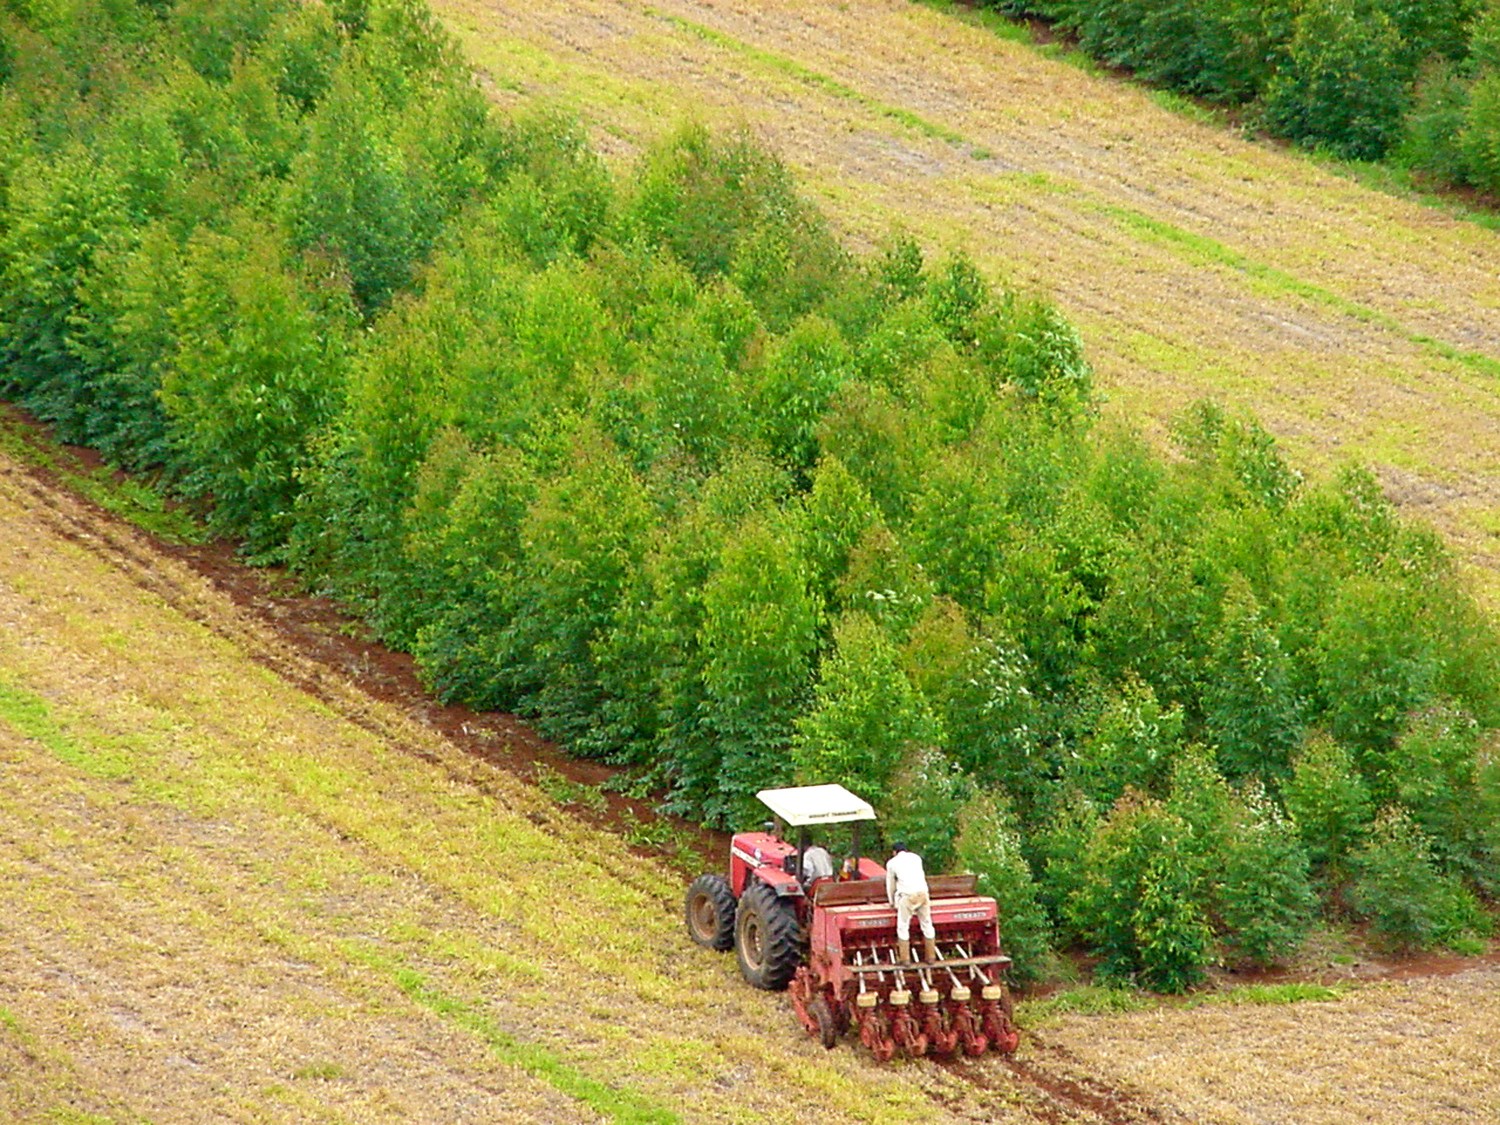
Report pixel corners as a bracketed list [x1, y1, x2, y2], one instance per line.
[684, 874, 737, 951]
[735, 881, 802, 990]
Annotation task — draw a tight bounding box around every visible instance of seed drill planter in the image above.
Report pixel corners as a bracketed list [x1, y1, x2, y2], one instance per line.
[684, 784, 1019, 1060]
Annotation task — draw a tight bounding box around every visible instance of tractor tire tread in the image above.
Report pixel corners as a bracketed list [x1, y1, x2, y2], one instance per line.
[735, 881, 803, 991]
[685, 873, 737, 951]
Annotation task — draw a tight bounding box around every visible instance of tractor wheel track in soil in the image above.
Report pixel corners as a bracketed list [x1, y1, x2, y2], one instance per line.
[937, 1034, 1182, 1125]
[1003, 1036, 1174, 1125]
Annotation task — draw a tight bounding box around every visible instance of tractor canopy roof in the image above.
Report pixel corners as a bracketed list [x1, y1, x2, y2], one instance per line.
[756, 784, 876, 827]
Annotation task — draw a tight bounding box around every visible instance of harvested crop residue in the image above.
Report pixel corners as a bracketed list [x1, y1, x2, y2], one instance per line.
[1040, 967, 1500, 1124]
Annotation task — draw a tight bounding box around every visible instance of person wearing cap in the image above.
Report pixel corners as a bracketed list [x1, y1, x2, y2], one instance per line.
[885, 840, 936, 964]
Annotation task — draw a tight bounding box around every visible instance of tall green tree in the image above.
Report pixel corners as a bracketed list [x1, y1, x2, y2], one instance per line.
[1067, 676, 1186, 808]
[282, 67, 419, 312]
[500, 427, 654, 745]
[1283, 733, 1374, 878]
[0, 147, 128, 437]
[954, 789, 1053, 982]
[1349, 807, 1488, 952]
[1218, 784, 1318, 967]
[1388, 703, 1494, 885]
[697, 511, 822, 826]
[1076, 791, 1212, 992]
[642, 453, 793, 799]
[1460, 69, 1500, 194]
[885, 744, 970, 873]
[903, 599, 1045, 810]
[792, 612, 940, 811]
[1262, 0, 1411, 160]
[69, 221, 186, 470]
[161, 218, 351, 555]
[751, 313, 853, 475]
[406, 437, 537, 706]
[1202, 577, 1303, 783]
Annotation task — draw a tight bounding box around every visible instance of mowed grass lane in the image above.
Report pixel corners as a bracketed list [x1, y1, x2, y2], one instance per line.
[441, 0, 1500, 600]
[0, 454, 1042, 1124]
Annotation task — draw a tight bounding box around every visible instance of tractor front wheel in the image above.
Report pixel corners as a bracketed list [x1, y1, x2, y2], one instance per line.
[684, 874, 737, 951]
[735, 882, 802, 990]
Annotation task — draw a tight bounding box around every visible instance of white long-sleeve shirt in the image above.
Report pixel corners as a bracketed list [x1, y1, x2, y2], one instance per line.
[885, 849, 929, 904]
[801, 845, 835, 881]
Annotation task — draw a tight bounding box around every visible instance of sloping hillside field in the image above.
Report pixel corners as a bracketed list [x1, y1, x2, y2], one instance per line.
[6, 2, 1500, 1122]
[442, 0, 1500, 600]
[0, 450, 975, 1123]
[2, 446, 1498, 1120]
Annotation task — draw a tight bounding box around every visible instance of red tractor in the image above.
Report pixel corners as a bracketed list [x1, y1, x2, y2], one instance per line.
[684, 784, 1020, 1061]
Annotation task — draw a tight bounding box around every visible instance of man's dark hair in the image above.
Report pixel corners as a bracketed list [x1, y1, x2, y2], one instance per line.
[891, 839, 907, 853]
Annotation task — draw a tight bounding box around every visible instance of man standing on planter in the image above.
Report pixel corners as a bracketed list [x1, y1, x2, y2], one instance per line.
[886, 840, 936, 964]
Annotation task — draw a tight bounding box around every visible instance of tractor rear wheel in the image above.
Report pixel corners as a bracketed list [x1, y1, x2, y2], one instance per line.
[684, 874, 737, 951]
[735, 882, 802, 990]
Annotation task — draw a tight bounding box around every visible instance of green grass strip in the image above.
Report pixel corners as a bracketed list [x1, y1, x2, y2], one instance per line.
[1016, 984, 1151, 1026]
[1187, 982, 1348, 1007]
[0, 411, 205, 545]
[645, 8, 974, 151]
[0, 679, 134, 781]
[1018, 979, 1349, 1026]
[912, 0, 1102, 72]
[911, 0, 1033, 46]
[1312, 156, 1500, 234]
[1098, 203, 1500, 380]
[392, 967, 678, 1125]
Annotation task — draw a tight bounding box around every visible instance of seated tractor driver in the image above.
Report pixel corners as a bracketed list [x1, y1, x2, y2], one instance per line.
[801, 843, 835, 883]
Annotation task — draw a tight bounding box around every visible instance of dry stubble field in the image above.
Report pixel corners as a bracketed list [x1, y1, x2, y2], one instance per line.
[439, 0, 1500, 602]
